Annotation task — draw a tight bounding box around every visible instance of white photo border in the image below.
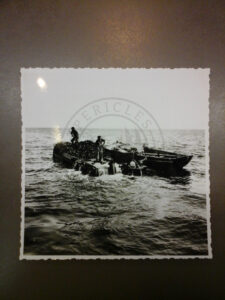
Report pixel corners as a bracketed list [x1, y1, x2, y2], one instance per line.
[20, 68, 212, 260]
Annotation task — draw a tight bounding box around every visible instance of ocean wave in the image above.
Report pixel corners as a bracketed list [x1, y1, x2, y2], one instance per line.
[24, 128, 208, 255]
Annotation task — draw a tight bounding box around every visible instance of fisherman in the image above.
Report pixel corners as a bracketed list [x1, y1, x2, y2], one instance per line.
[129, 159, 142, 176]
[129, 160, 137, 169]
[130, 151, 138, 169]
[71, 127, 79, 146]
[95, 136, 105, 163]
[108, 159, 116, 175]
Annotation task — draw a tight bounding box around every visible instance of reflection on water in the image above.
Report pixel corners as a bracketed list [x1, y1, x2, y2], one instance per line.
[24, 129, 208, 256]
[143, 168, 191, 185]
[164, 169, 191, 185]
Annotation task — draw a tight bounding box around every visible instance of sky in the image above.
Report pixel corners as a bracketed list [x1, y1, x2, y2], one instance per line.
[21, 68, 209, 129]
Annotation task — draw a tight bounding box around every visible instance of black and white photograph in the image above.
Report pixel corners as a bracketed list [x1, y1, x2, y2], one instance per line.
[20, 68, 211, 259]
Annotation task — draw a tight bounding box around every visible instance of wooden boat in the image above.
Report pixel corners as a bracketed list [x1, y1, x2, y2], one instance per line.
[53, 142, 121, 176]
[53, 141, 192, 175]
[53, 142, 77, 167]
[143, 146, 193, 170]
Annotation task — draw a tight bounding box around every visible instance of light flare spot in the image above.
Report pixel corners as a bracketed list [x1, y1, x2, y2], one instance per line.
[54, 126, 62, 143]
[37, 77, 47, 89]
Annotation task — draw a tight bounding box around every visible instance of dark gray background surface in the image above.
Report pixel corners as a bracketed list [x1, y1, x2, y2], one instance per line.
[0, 0, 224, 299]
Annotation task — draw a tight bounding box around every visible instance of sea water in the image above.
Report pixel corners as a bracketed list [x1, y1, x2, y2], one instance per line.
[24, 128, 208, 255]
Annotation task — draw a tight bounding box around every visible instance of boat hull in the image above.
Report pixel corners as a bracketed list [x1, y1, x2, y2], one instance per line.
[143, 146, 193, 170]
[53, 142, 193, 174]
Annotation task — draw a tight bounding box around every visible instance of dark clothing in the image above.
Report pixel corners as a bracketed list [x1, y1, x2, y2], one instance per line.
[109, 161, 116, 174]
[96, 137, 105, 147]
[95, 138, 105, 162]
[71, 128, 79, 144]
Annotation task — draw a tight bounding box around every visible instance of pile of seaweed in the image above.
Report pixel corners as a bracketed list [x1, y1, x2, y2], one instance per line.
[53, 140, 142, 169]
[53, 140, 99, 161]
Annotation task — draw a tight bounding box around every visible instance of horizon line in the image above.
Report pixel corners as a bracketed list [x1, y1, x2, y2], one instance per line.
[25, 126, 206, 130]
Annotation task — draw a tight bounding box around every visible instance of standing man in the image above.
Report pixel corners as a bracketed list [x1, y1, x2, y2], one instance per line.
[96, 136, 105, 163]
[71, 127, 79, 145]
